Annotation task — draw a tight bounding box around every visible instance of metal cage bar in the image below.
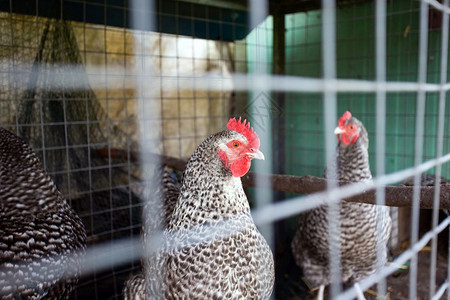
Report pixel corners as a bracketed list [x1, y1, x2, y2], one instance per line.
[0, 1, 448, 299]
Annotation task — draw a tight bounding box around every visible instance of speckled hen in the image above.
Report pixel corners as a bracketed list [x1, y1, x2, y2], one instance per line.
[291, 111, 392, 298]
[130, 117, 274, 299]
[123, 167, 180, 300]
[0, 128, 86, 299]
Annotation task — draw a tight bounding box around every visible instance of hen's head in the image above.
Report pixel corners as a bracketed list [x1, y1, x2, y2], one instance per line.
[334, 111, 368, 148]
[217, 117, 264, 178]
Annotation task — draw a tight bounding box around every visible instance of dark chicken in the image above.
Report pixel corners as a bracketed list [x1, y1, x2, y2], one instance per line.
[0, 128, 86, 299]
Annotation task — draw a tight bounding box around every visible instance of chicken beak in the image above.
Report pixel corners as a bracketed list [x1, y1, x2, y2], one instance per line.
[334, 126, 345, 135]
[248, 149, 265, 160]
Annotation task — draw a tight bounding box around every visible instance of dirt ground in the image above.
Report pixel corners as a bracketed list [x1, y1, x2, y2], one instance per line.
[385, 247, 448, 300]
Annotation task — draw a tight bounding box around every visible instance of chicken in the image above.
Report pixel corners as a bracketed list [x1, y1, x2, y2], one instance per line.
[0, 128, 86, 299]
[291, 111, 392, 299]
[123, 273, 145, 300]
[401, 174, 449, 187]
[123, 167, 180, 300]
[128, 117, 274, 299]
[142, 167, 181, 238]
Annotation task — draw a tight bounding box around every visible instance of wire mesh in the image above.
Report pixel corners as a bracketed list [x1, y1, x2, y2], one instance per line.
[0, 0, 448, 300]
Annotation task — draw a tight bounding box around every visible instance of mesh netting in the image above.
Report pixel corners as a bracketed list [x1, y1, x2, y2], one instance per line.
[0, 15, 142, 244]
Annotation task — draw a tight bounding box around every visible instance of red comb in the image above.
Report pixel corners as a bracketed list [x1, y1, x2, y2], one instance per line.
[227, 117, 260, 149]
[338, 111, 352, 127]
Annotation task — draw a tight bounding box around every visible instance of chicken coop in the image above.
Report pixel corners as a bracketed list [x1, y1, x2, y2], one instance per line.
[0, 0, 449, 299]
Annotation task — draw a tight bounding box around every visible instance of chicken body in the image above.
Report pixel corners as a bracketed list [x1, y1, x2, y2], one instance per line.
[129, 119, 274, 299]
[0, 128, 86, 299]
[123, 167, 180, 300]
[291, 112, 391, 289]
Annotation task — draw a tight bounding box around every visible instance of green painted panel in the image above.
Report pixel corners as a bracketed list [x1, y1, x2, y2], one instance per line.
[282, 1, 450, 179]
[244, 2, 449, 181]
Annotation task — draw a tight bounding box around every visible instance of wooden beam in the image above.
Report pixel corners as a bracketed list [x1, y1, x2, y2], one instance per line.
[240, 173, 450, 209]
[158, 154, 450, 210]
[98, 148, 450, 210]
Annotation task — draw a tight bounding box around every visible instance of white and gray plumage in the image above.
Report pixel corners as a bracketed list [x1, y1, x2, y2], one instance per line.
[0, 128, 86, 299]
[291, 111, 392, 296]
[126, 118, 274, 299]
[401, 174, 449, 187]
[123, 273, 145, 300]
[123, 167, 180, 300]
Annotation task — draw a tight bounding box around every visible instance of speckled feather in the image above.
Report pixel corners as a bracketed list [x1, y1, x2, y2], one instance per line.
[0, 128, 86, 299]
[123, 167, 180, 300]
[142, 167, 181, 239]
[123, 273, 145, 300]
[291, 116, 392, 287]
[137, 129, 274, 299]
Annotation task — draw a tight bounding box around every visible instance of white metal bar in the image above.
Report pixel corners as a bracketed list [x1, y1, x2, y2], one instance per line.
[247, 4, 274, 300]
[424, 0, 450, 13]
[432, 281, 449, 300]
[375, 0, 387, 298]
[154, 73, 450, 93]
[11, 66, 450, 93]
[249, 0, 269, 75]
[410, 2, 429, 299]
[179, 73, 450, 92]
[429, 0, 449, 298]
[3, 213, 449, 298]
[321, 0, 342, 297]
[0, 212, 269, 287]
[129, 0, 160, 298]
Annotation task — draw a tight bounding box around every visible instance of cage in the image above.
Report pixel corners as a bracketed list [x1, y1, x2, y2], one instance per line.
[0, 0, 448, 299]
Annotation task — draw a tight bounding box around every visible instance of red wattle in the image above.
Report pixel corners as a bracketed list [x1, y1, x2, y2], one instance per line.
[342, 134, 351, 145]
[230, 158, 251, 177]
[341, 133, 359, 145]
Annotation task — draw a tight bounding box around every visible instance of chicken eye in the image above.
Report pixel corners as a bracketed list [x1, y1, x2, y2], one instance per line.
[232, 141, 240, 148]
[348, 124, 355, 131]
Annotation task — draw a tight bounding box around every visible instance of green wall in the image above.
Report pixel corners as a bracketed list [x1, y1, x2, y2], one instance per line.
[248, 1, 449, 180]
